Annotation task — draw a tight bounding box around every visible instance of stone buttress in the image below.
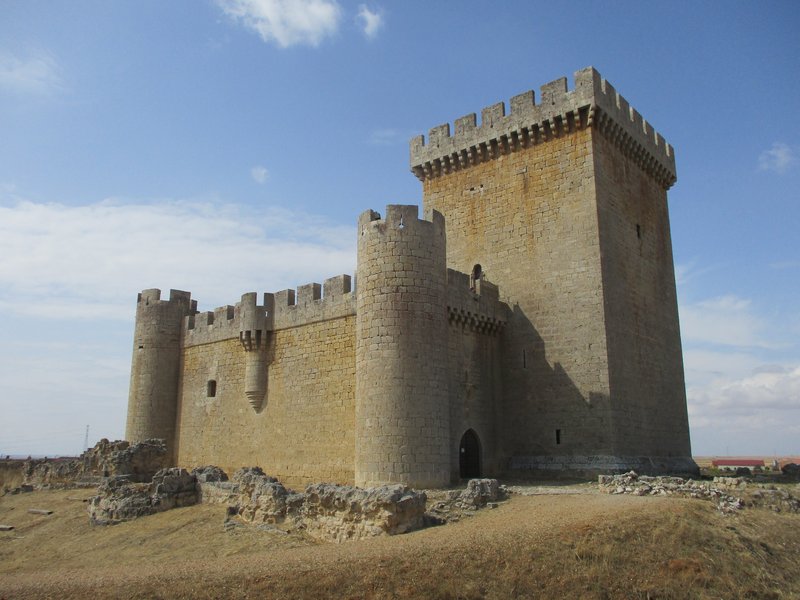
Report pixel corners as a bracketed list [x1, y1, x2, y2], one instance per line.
[355, 205, 450, 488]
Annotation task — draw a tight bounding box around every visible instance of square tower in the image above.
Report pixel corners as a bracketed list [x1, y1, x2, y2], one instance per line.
[411, 67, 695, 474]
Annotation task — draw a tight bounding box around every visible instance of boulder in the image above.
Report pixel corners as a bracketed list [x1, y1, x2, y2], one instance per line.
[457, 479, 507, 508]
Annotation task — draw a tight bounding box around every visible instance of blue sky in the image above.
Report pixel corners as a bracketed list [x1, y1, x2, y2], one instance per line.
[1, 1, 798, 458]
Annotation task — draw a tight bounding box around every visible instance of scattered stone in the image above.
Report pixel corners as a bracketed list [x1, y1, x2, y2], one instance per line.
[424, 479, 509, 523]
[597, 471, 799, 514]
[27, 509, 53, 515]
[0, 525, 14, 531]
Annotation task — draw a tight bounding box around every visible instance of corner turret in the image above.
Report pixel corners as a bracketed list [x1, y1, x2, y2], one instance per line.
[125, 289, 196, 462]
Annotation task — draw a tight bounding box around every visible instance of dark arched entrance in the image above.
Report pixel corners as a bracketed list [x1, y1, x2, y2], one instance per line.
[459, 429, 482, 479]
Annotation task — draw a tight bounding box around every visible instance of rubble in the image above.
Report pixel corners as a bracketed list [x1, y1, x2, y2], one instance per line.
[425, 479, 509, 523]
[598, 471, 799, 514]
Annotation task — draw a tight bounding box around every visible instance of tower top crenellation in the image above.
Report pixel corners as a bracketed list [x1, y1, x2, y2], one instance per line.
[410, 66, 676, 189]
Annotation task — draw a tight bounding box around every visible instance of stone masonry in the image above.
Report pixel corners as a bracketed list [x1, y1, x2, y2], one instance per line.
[125, 67, 697, 488]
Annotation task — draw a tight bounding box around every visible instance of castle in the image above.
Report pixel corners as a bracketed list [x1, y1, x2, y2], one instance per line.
[125, 67, 697, 489]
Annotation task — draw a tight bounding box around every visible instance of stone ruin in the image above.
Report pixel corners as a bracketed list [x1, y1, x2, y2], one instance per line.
[599, 471, 800, 514]
[202, 466, 429, 542]
[88, 467, 198, 525]
[20, 438, 168, 489]
[85, 462, 509, 542]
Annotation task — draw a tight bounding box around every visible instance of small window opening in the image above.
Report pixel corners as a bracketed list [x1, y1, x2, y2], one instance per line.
[522, 349, 527, 368]
[138, 345, 144, 350]
[207, 380, 217, 398]
[636, 224, 641, 239]
[398, 215, 405, 229]
[555, 429, 561, 445]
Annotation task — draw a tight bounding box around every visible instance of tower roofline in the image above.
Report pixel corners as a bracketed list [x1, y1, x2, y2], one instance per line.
[410, 66, 677, 190]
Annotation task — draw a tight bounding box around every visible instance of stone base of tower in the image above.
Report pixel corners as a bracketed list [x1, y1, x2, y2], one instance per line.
[508, 455, 699, 478]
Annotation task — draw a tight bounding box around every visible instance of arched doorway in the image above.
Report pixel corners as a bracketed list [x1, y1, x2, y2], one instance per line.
[459, 429, 482, 479]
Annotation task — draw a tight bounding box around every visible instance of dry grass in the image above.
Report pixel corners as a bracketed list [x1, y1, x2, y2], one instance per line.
[1, 487, 799, 599]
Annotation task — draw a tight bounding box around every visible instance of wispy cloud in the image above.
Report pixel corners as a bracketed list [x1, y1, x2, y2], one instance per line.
[367, 128, 410, 146]
[251, 165, 269, 183]
[0, 52, 64, 95]
[356, 4, 383, 39]
[0, 196, 356, 320]
[216, 0, 342, 48]
[758, 142, 797, 174]
[680, 294, 774, 349]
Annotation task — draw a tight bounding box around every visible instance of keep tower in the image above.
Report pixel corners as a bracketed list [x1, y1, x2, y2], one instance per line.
[410, 67, 695, 473]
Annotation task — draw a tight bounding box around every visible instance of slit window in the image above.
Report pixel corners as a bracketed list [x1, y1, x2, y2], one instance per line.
[555, 429, 561, 445]
[636, 224, 641, 239]
[207, 380, 217, 398]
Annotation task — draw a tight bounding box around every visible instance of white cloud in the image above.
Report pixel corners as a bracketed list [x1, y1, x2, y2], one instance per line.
[0, 52, 63, 95]
[680, 294, 772, 349]
[251, 165, 269, 183]
[758, 142, 797, 173]
[216, 0, 342, 48]
[0, 196, 356, 320]
[356, 4, 383, 39]
[0, 194, 357, 456]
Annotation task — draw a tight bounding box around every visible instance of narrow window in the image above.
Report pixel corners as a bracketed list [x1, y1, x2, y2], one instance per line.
[636, 224, 641, 239]
[207, 380, 217, 398]
[522, 349, 527, 368]
[555, 429, 561, 445]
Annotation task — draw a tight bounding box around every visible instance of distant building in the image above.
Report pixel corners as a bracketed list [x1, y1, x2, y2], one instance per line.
[712, 459, 764, 470]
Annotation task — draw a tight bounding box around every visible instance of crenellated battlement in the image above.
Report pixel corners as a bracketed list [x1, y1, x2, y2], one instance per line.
[272, 274, 356, 330]
[183, 275, 356, 348]
[410, 66, 676, 189]
[358, 204, 445, 238]
[446, 269, 508, 335]
[137, 288, 197, 313]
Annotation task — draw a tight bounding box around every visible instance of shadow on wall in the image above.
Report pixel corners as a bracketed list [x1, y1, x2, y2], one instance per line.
[498, 303, 611, 465]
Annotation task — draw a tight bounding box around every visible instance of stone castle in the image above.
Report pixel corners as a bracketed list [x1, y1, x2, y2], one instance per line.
[125, 67, 696, 489]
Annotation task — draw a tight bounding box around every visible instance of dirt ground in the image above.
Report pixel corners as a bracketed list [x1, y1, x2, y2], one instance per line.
[1, 485, 799, 599]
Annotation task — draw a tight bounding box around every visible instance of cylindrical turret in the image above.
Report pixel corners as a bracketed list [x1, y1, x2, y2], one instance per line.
[125, 289, 195, 461]
[355, 204, 450, 488]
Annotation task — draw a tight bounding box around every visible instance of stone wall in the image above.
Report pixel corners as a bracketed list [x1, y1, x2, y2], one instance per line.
[422, 128, 613, 463]
[592, 131, 692, 459]
[175, 316, 356, 489]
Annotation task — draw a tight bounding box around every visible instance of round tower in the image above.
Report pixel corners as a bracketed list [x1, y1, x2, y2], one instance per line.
[125, 288, 195, 461]
[355, 204, 450, 488]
